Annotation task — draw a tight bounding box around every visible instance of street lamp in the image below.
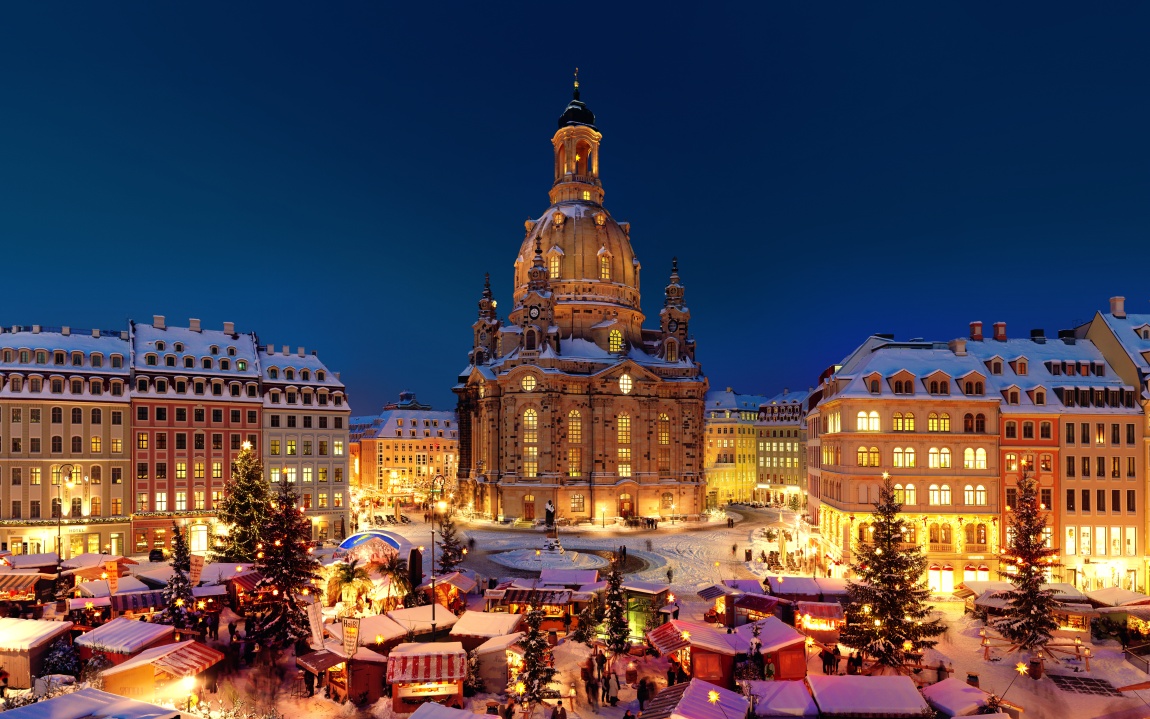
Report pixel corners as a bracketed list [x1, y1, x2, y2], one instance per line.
[671, 504, 677, 526]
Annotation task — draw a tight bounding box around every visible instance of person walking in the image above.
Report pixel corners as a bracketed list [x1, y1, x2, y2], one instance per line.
[637, 678, 649, 711]
[936, 661, 948, 683]
[667, 663, 677, 687]
[595, 650, 607, 680]
[606, 672, 619, 706]
[833, 645, 843, 675]
[765, 658, 775, 681]
[586, 676, 600, 714]
[550, 700, 568, 719]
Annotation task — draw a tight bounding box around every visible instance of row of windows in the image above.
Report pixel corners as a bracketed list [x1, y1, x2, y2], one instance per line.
[1065, 422, 1137, 446]
[856, 411, 994, 434]
[857, 522, 991, 546]
[4, 408, 123, 425]
[268, 390, 341, 406]
[0, 465, 123, 484]
[269, 439, 345, 456]
[3, 376, 124, 396]
[8, 436, 125, 454]
[1064, 526, 1137, 557]
[136, 377, 256, 398]
[144, 354, 249, 371]
[269, 467, 344, 483]
[151, 341, 235, 356]
[268, 415, 344, 429]
[138, 407, 258, 424]
[265, 367, 325, 381]
[1062, 488, 1137, 513]
[1064, 455, 1138, 479]
[856, 446, 987, 469]
[2, 349, 124, 368]
[886, 483, 990, 506]
[9, 496, 124, 519]
[135, 432, 258, 452]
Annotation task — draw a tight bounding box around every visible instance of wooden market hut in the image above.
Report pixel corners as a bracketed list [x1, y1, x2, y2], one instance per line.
[793, 602, 845, 643]
[644, 679, 749, 719]
[449, 611, 523, 651]
[420, 573, 478, 614]
[100, 641, 223, 703]
[0, 687, 182, 719]
[74, 617, 176, 664]
[386, 641, 469, 714]
[486, 588, 576, 633]
[764, 576, 821, 604]
[387, 604, 459, 639]
[806, 675, 931, 718]
[472, 632, 523, 693]
[0, 571, 47, 606]
[0, 618, 75, 689]
[646, 618, 807, 690]
[325, 613, 408, 654]
[296, 641, 388, 705]
[409, 702, 472, 719]
[539, 569, 600, 589]
[745, 680, 818, 718]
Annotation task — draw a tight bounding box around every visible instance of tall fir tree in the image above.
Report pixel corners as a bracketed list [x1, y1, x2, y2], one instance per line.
[213, 443, 271, 562]
[436, 514, 465, 574]
[993, 468, 1060, 650]
[157, 522, 197, 629]
[516, 597, 556, 716]
[251, 477, 321, 651]
[603, 556, 630, 664]
[840, 474, 945, 669]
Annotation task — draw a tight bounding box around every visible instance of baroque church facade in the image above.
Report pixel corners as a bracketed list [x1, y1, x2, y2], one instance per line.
[454, 82, 709, 523]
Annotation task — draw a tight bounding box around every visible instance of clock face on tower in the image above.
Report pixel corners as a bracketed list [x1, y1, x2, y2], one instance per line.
[529, 307, 540, 319]
[668, 319, 678, 332]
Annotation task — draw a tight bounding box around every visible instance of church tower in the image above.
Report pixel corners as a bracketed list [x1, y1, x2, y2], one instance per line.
[454, 77, 708, 525]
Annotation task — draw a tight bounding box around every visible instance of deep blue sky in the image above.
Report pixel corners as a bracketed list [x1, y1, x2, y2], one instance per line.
[1, 4, 1147, 412]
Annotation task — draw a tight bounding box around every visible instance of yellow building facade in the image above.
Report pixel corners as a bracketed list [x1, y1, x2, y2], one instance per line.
[704, 389, 767, 506]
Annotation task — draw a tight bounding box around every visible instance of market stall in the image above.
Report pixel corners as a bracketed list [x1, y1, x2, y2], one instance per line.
[296, 641, 388, 704]
[472, 632, 523, 693]
[806, 675, 931, 718]
[920, 677, 992, 717]
[764, 576, 821, 603]
[0, 617, 75, 689]
[386, 641, 469, 714]
[0, 687, 182, 719]
[387, 604, 459, 639]
[0, 572, 46, 604]
[420, 572, 478, 613]
[488, 588, 576, 633]
[643, 679, 749, 719]
[794, 602, 845, 643]
[745, 679, 818, 718]
[325, 613, 408, 653]
[99, 640, 223, 703]
[449, 611, 523, 651]
[74, 617, 176, 664]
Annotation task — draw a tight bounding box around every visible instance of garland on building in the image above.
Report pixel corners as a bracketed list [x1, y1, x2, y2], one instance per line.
[157, 522, 197, 629]
[993, 468, 1060, 650]
[840, 474, 945, 669]
[213, 443, 271, 563]
[250, 478, 321, 651]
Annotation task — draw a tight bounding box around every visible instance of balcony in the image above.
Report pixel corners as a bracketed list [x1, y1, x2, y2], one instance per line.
[928, 543, 954, 554]
[966, 543, 988, 553]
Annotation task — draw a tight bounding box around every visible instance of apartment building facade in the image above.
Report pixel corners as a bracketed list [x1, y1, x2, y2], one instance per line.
[756, 389, 810, 506]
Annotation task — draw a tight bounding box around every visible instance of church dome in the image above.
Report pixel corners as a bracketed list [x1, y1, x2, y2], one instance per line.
[558, 89, 596, 129]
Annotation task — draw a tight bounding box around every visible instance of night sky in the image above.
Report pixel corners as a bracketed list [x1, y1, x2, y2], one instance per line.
[1, 4, 1147, 412]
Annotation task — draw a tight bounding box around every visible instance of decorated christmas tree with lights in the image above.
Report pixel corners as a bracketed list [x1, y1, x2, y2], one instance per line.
[993, 467, 1060, 650]
[436, 514, 465, 574]
[214, 441, 271, 562]
[515, 594, 556, 716]
[250, 477, 320, 651]
[840, 473, 944, 669]
[157, 522, 196, 629]
[603, 555, 631, 664]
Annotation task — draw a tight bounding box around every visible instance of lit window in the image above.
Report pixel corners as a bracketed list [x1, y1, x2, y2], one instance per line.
[619, 373, 632, 395]
[549, 255, 560, 279]
[599, 255, 611, 280]
[582, 190, 591, 201]
[521, 375, 537, 392]
[523, 409, 538, 477]
[609, 329, 624, 354]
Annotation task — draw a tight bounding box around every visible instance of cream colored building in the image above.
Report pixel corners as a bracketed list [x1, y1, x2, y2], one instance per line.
[704, 389, 768, 506]
[756, 389, 811, 507]
[0, 326, 132, 559]
[453, 82, 708, 524]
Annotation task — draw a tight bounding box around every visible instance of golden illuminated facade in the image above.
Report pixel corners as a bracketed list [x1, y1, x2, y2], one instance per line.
[453, 81, 708, 523]
[704, 389, 768, 506]
[756, 389, 811, 506]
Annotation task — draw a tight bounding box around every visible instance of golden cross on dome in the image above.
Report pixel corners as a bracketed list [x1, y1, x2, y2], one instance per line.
[574, 67, 579, 89]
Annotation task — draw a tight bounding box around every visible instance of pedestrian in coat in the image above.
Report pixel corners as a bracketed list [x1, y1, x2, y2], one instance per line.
[550, 700, 568, 719]
[833, 645, 843, 675]
[937, 661, 948, 683]
[595, 650, 607, 679]
[606, 673, 619, 706]
[637, 679, 649, 710]
[585, 677, 600, 714]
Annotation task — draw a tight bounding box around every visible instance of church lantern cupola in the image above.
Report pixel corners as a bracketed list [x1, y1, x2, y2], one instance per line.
[551, 70, 604, 206]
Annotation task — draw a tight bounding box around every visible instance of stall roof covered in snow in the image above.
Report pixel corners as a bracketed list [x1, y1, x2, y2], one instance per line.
[643, 679, 750, 719]
[735, 618, 808, 654]
[410, 702, 473, 719]
[745, 680, 818, 717]
[450, 611, 523, 638]
[420, 571, 478, 594]
[812, 578, 849, 596]
[61, 554, 134, 571]
[648, 619, 740, 656]
[475, 632, 524, 655]
[74, 617, 175, 653]
[623, 581, 669, 595]
[323, 640, 388, 663]
[6, 553, 58, 570]
[722, 579, 768, 594]
[765, 576, 820, 598]
[1086, 586, 1150, 607]
[101, 641, 223, 679]
[806, 675, 930, 717]
[539, 569, 600, 586]
[0, 618, 74, 651]
[386, 642, 468, 683]
[78, 575, 150, 597]
[326, 614, 407, 645]
[0, 688, 180, 719]
[387, 604, 459, 633]
[920, 677, 990, 716]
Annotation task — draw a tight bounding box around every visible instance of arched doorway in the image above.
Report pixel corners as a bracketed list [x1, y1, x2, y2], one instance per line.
[618, 493, 633, 518]
[523, 495, 536, 521]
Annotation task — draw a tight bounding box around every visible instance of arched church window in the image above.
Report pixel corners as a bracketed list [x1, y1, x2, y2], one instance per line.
[665, 339, 678, 362]
[549, 254, 560, 279]
[599, 254, 611, 281]
[609, 330, 624, 354]
[523, 409, 539, 477]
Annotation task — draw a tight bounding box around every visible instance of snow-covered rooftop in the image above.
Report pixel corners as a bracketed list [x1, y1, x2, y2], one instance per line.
[706, 388, 771, 412]
[410, 702, 473, 719]
[920, 677, 990, 716]
[131, 321, 260, 378]
[386, 604, 459, 633]
[0, 617, 73, 651]
[0, 688, 179, 719]
[474, 631, 524, 655]
[745, 680, 818, 717]
[643, 679, 749, 719]
[539, 569, 599, 585]
[325, 614, 407, 645]
[449, 611, 523, 639]
[806, 675, 930, 717]
[74, 617, 175, 653]
[357, 408, 458, 441]
[79, 575, 150, 597]
[1086, 586, 1150, 607]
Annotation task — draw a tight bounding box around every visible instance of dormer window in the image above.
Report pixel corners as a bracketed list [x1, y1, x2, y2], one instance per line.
[111, 355, 123, 368]
[991, 361, 1002, 375]
[1008, 390, 1020, 405]
[166, 356, 176, 367]
[145, 354, 157, 366]
[301, 369, 310, 381]
[220, 359, 230, 371]
[54, 351, 65, 365]
[316, 370, 325, 381]
[202, 358, 212, 369]
[210, 345, 219, 355]
[285, 369, 295, 380]
[71, 352, 83, 366]
[156, 341, 165, 351]
[1017, 361, 1027, 375]
[184, 357, 194, 368]
[269, 368, 279, 379]
[238, 360, 247, 371]
[91, 354, 102, 368]
[174, 343, 184, 352]
[869, 380, 880, 394]
[228, 346, 236, 356]
[1035, 390, 1045, 406]
[609, 329, 624, 354]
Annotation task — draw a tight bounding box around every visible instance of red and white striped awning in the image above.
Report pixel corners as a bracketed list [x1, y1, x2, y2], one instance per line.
[386, 642, 467, 683]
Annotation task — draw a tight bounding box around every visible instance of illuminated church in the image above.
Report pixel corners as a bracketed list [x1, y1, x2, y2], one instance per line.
[454, 78, 709, 523]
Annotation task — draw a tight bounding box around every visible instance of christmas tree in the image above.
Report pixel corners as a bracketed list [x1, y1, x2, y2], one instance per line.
[516, 596, 556, 716]
[463, 650, 485, 696]
[251, 477, 321, 651]
[436, 514, 465, 574]
[157, 522, 196, 629]
[570, 594, 604, 646]
[214, 442, 271, 562]
[993, 468, 1060, 650]
[840, 474, 945, 669]
[603, 556, 631, 664]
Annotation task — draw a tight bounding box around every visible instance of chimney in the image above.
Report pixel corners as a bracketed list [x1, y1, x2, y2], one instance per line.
[153, 315, 165, 330]
[1030, 329, 1046, 344]
[282, 345, 289, 355]
[120, 331, 129, 340]
[992, 322, 1007, 341]
[949, 338, 967, 356]
[91, 329, 100, 338]
[297, 347, 305, 357]
[189, 318, 201, 332]
[32, 325, 40, 334]
[223, 321, 235, 335]
[1110, 296, 1126, 319]
[969, 321, 983, 341]
[61, 326, 70, 336]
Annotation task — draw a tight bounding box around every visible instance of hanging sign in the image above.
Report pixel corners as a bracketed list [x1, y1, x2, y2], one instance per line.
[189, 555, 206, 586]
[308, 600, 325, 648]
[342, 616, 361, 659]
[105, 561, 120, 595]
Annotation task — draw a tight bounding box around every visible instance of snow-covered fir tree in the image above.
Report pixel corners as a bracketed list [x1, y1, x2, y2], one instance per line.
[840, 474, 944, 669]
[250, 477, 321, 651]
[516, 596, 556, 716]
[570, 595, 604, 646]
[41, 637, 81, 677]
[463, 650, 485, 696]
[603, 556, 630, 663]
[213, 442, 270, 562]
[157, 522, 197, 629]
[436, 514, 465, 574]
[993, 468, 1060, 650]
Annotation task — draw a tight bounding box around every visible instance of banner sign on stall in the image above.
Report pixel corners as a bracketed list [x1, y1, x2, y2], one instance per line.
[105, 561, 120, 595]
[189, 555, 205, 586]
[308, 600, 325, 648]
[342, 616, 361, 658]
